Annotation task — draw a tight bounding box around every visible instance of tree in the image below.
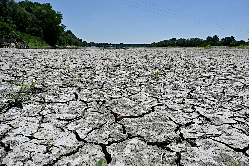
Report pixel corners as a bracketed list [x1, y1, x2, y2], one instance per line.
[176, 38, 186, 47]
[221, 36, 237, 46]
[206, 36, 213, 45]
[15, 1, 63, 45]
[212, 35, 219, 46]
[0, 0, 12, 22]
[169, 38, 176, 46]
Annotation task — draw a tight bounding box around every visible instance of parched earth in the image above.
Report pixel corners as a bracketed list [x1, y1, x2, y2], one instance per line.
[0, 47, 249, 166]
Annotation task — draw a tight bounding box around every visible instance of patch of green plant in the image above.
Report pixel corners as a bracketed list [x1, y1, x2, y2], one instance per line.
[239, 72, 248, 76]
[95, 158, 108, 166]
[19, 32, 50, 47]
[5, 79, 36, 108]
[237, 44, 249, 49]
[125, 75, 131, 79]
[204, 44, 212, 49]
[21, 158, 27, 164]
[97, 92, 105, 99]
[0, 22, 50, 47]
[152, 72, 160, 78]
[21, 150, 35, 164]
[40, 140, 54, 153]
[224, 158, 243, 166]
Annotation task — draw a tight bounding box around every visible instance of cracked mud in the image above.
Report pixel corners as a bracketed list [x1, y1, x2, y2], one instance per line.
[0, 47, 249, 165]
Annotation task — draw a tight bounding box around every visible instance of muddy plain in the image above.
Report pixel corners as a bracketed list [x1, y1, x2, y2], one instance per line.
[0, 47, 249, 165]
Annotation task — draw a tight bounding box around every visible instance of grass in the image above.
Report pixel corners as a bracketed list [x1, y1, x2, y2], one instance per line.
[20, 32, 50, 48]
[224, 158, 244, 166]
[125, 75, 131, 79]
[21, 150, 35, 164]
[98, 92, 105, 97]
[40, 140, 54, 153]
[0, 79, 37, 110]
[236, 44, 249, 49]
[95, 158, 108, 166]
[152, 72, 160, 79]
[203, 44, 212, 49]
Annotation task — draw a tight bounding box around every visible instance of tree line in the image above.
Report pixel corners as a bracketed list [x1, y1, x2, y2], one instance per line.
[150, 35, 248, 47]
[0, 0, 88, 46]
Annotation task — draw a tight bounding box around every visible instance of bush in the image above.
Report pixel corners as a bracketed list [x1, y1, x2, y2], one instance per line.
[19, 32, 50, 47]
[204, 44, 212, 49]
[0, 22, 50, 47]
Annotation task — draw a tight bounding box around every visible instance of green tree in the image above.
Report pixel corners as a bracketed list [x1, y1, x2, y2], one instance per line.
[206, 36, 213, 45]
[221, 36, 237, 46]
[176, 38, 186, 47]
[0, 21, 13, 36]
[0, 0, 9, 22]
[212, 35, 219, 46]
[14, 1, 63, 45]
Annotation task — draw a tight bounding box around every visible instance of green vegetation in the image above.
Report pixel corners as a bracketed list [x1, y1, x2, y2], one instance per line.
[152, 72, 160, 79]
[150, 35, 248, 48]
[0, 21, 50, 48]
[40, 140, 54, 153]
[21, 150, 35, 164]
[97, 92, 105, 99]
[237, 44, 249, 49]
[125, 75, 131, 79]
[4, 79, 36, 107]
[0, 0, 90, 47]
[95, 158, 109, 166]
[19, 32, 50, 47]
[0, 78, 39, 112]
[204, 44, 212, 49]
[224, 158, 244, 166]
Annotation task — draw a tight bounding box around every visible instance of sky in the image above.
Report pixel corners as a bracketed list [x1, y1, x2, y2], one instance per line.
[15, 0, 249, 44]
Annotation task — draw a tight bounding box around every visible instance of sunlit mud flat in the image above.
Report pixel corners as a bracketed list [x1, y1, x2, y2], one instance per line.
[0, 47, 249, 165]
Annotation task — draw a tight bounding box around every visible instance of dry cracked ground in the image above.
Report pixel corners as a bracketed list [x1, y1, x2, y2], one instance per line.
[0, 47, 249, 166]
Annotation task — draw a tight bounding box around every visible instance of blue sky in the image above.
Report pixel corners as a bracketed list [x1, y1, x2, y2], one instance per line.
[15, 0, 249, 44]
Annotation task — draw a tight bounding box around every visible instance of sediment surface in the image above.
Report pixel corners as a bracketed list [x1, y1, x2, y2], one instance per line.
[0, 47, 249, 166]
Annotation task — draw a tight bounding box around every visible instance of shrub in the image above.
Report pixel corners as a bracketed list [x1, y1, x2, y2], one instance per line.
[204, 44, 212, 49]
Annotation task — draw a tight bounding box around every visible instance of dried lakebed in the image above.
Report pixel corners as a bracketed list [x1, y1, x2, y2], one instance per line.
[0, 47, 249, 166]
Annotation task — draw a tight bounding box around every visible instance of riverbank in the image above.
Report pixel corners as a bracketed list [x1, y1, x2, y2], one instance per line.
[28, 45, 78, 49]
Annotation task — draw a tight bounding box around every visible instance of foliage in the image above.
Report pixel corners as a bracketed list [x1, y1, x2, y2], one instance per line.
[221, 36, 237, 46]
[95, 158, 108, 166]
[203, 44, 212, 49]
[40, 140, 54, 152]
[97, 92, 105, 99]
[0, 21, 14, 37]
[237, 44, 249, 49]
[206, 35, 219, 46]
[0, 79, 38, 112]
[224, 158, 244, 166]
[0, 0, 86, 46]
[152, 72, 160, 79]
[57, 29, 85, 47]
[0, 21, 50, 46]
[151, 35, 248, 47]
[6, 79, 36, 106]
[19, 32, 50, 47]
